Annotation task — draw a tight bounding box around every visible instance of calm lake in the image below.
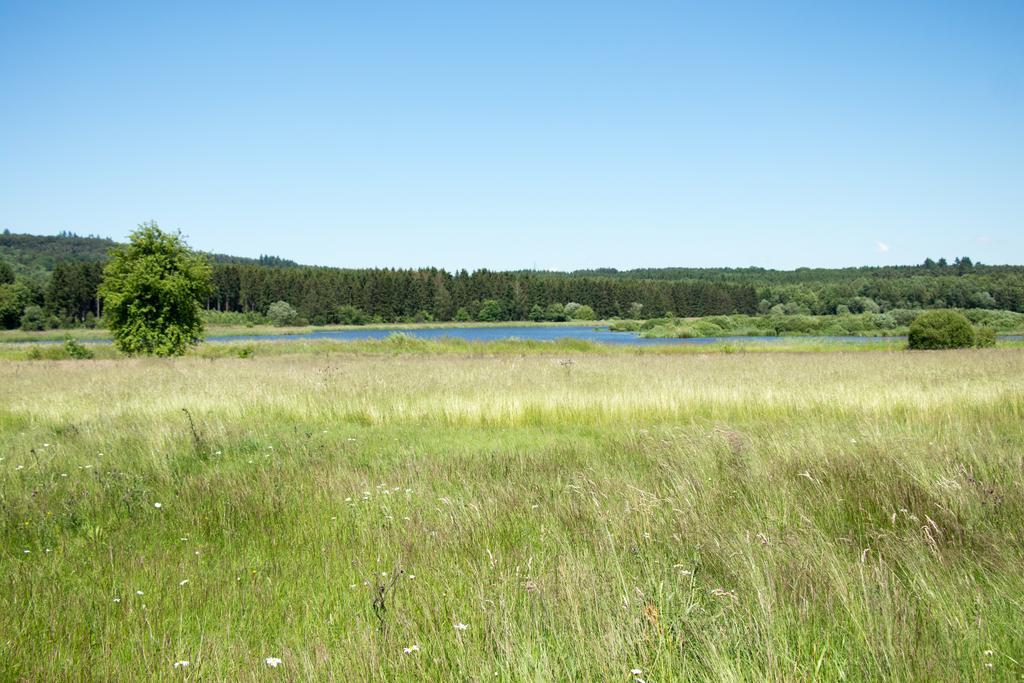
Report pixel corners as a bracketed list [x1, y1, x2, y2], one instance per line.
[205, 326, 908, 346]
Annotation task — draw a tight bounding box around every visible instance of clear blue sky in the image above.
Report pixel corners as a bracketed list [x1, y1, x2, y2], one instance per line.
[1, 1, 1021, 271]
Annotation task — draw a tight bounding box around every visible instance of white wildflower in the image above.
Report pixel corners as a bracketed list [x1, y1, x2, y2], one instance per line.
[454, 622, 469, 631]
[173, 660, 189, 668]
[153, 502, 162, 509]
[136, 590, 144, 596]
[179, 579, 189, 586]
[631, 669, 643, 675]
[265, 656, 282, 667]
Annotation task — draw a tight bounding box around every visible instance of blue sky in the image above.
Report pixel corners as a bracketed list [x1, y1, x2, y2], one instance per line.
[1, 1, 1021, 270]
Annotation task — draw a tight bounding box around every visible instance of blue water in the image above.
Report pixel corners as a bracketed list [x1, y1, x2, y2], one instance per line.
[204, 326, 907, 346]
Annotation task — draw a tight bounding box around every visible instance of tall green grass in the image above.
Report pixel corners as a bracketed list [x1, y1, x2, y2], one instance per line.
[1, 350, 1022, 679]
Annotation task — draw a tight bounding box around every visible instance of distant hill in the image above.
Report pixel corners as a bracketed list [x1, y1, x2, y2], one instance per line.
[0, 231, 116, 279]
[0, 230, 298, 280]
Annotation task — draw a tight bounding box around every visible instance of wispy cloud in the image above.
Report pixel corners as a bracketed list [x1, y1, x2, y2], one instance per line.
[875, 241, 890, 253]
[975, 236, 992, 245]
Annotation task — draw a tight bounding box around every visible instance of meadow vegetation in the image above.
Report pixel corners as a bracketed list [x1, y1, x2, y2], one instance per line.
[617, 309, 1024, 340]
[1, 347, 1023, 679]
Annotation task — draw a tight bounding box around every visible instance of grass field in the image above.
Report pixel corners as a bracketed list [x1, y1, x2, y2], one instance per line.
[2, 348, 1023, 680]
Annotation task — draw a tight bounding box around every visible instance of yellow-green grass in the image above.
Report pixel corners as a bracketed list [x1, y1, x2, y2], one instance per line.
[1, 350, 1023, 680]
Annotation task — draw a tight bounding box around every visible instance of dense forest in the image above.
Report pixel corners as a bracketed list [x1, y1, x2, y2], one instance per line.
[0, 230, 297, 280]
[2, 230, 1024, 329]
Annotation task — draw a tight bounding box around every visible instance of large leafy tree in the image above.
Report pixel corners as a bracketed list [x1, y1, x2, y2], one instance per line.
[99, 222, 212, 356]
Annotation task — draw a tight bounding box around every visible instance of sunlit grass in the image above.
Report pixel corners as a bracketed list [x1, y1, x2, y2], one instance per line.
[1, 349, 1022, 679]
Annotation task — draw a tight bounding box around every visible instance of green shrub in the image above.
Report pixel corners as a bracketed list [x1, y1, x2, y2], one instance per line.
[63, 336, 94, 360]
[570, 304, 596, 321]
[266, 301, 299, 326]
[964, 309, 1024, 331]
[691, 321, 724, 336]
[544, 303, 567, 321]
[640, 317, 672, 331]
[974, 327, 997, 348]
[19, 305, 47, 331]
[476, 299, 506, 322]
[908, 310, 975, 350]
[871, 313, 898, 330]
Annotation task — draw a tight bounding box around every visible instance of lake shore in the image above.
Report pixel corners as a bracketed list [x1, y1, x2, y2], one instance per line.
[0, 319, 617, 343]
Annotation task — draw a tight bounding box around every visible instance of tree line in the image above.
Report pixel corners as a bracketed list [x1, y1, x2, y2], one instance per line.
[3, 228, 1024, 330]
[1, 258, 757, 328]
[211, 265, 758, 323]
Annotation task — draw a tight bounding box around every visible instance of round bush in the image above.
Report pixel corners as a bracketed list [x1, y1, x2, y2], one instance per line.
[907, 310, 975, 350]
[266, 301, 299, 327]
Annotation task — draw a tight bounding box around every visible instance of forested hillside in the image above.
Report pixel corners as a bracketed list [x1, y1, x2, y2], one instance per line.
[0, 230, 297, 280]
[0, 231, 116, 279]
[2, 230, 1023, 329]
